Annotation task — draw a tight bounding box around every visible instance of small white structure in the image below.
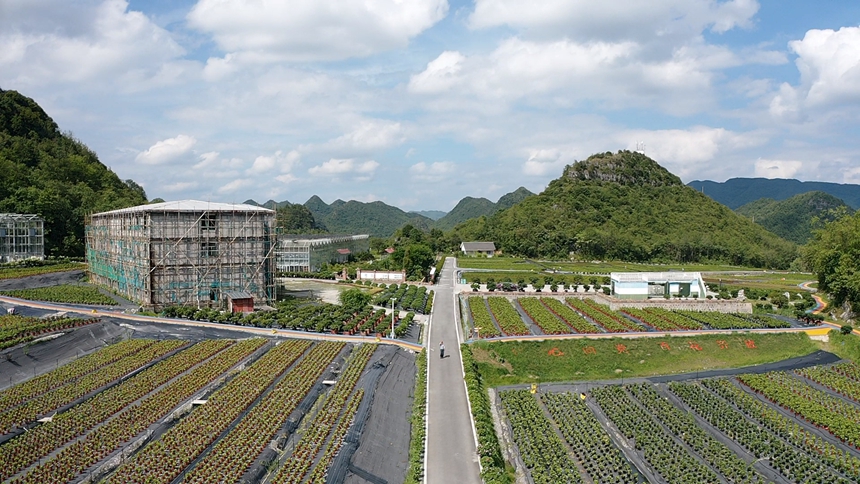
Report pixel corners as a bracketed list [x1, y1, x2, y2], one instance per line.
[460, 242, 496, 257]
[610, 272, 706, 300]
[356, 269, 405, 282]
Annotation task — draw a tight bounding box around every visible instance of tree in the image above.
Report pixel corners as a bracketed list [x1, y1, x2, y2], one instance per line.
[339, 288, 371, 312]
[390, 243, 434, 280]
[841, 325, 854, 335]
[804, 211, 860, 314]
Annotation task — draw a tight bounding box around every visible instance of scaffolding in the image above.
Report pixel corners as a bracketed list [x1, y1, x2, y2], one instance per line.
[0, 214, 45, 263]
[275, 234, 370, 273]
[86, 201, 275, 309]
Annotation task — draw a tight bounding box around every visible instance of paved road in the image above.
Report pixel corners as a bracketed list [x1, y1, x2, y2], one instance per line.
[426, 257, 481, 484]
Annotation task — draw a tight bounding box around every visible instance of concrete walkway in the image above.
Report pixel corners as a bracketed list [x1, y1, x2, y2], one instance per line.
[425, 257, 481, 484]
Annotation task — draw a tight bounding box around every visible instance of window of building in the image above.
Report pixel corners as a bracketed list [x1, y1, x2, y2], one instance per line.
[201, 241, 218, 258]
[201, 213, 217, 231]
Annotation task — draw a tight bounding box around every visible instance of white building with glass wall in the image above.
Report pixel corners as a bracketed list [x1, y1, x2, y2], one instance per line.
[0, 214, 44, 263]
[610, 272, 706, 300]
[276, 234, 369, 273]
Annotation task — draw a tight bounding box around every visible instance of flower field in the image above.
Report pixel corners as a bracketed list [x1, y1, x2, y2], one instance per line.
[500, 364, 860, 484]
[0, 314, 100, 350]
[464, 295, 800, 338]
[0, 335, 397, 484]
[0, 284, 117, 305]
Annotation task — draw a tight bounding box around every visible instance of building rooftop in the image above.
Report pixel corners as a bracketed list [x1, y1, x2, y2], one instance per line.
[278, 234, 370, 247]
[92, 200, 274, 216]
[462, 242, 496, 251]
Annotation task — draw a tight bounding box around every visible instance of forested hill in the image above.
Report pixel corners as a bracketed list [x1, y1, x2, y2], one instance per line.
[736, 191, 853, 244]
[302, 197, 433, 237]
[453, 150, 798, 269]
[433, 187, 534, 231]
[0, 89, 147, 257]
[689, 177, 860, 209]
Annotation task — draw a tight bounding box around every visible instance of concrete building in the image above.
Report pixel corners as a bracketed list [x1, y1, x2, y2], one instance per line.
[610, 272, 706, 300]
[275, 234, 369, 273]
[86, 200, 275, 309]
[460, 241, 496, 257]
[0, 214, 44, 263]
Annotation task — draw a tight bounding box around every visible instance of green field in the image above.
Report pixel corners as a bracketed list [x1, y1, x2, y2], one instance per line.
[457, 257, 759, 274]
[0, 262, 86, 280]
[0, 285, 117, 305]
[704, 271, 814, 293]
[471, 332, 818, 387]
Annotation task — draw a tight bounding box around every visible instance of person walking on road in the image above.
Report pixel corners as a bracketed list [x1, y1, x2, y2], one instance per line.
[439, 341, 445, 359]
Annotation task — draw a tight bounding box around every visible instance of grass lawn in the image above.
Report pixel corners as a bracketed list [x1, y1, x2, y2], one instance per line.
[472, 332, 819, 387]
[704, 272, 814, 293]
[815, 330, 860, 362]
[457, 257, 760, 274]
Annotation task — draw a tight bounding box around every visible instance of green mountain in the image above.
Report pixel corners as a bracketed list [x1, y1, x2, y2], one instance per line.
[736, 191, 853, 244]
[453, 150, 798, 268]
[434, 187, 534, 231]
[303, 197, 433, 237]
[0, 89, 147, 257]
[688, 178, 860, 209]
[410, 210, 447, 220]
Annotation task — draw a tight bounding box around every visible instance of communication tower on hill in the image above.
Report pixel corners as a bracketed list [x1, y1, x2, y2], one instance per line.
[635, 141, 646, 154]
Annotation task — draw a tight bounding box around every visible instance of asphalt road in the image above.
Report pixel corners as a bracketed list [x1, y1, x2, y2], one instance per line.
[425, 257, 481, 484]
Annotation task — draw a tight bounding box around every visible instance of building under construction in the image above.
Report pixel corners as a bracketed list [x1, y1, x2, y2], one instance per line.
[276, 234, 370, 273]
[86, 201, 275, 309]
[0, 214, 44, 263]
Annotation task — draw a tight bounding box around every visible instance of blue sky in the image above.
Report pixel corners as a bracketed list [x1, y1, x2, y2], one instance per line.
[2, 0, 859, 211]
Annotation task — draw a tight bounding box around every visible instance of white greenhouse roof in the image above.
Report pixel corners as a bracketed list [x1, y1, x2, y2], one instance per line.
[93, 200, 274, 216]
[611, 271, 703, 283]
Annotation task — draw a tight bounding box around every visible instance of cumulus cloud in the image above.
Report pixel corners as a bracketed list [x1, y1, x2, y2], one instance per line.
[248, 150, 301, 174]
[410, 161, 455, 181]
[135, 135, 197, 165]
[163, 181, 198, 193]
[469, 0, 758, 41]
[0, 0, 186, 89]
[324, 121, 405, 153]
[410, 38, 721, 114]
[308, 158, 380, 177]
[754, 158, 803, 179]
[771, 26, 860, 121]
[217, 178, 252, 194]
[187, 0, 448, 62]
[524, 149, 569, 176]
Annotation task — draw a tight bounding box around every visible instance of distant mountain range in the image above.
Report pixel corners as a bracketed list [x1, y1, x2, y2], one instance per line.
[688, 178, 860, 209]
[409, 210, 447, 220]
[245, 187, 534, 237]
[735, 191, 853, 244]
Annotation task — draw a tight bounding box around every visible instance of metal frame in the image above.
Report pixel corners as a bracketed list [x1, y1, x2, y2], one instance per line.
[0, 213, 45, 263]
[86, 201, 275, 309]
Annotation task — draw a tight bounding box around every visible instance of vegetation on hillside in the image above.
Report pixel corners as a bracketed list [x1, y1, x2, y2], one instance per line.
[303, 196, 433, 237]
[434, 187, 534, 231]
[453, 151, 798, 268]
[0, 90, 147, 257]
[689, 177, 860, 210]
[804, 210, 860, 314]
[736, 191, 852, 244]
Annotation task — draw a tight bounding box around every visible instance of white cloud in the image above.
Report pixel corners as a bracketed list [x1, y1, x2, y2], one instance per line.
[325, 121, 405, 153]
[248, 150, 301, 174]
[308, 158, 380, 176]
[409, 51, 466, 93]
[187, 0, 449, 62]
[217, 178, 252, 194]
[410, 161, 455, 181]
[409, 38, 719, 114]
[844, 167, 860, 184]
[163, 181, 198, 193]
[771, 26, 860, 121]
[202, 53, 238, 82]
[524, 149, 568, 176]
[135, 134, 197, 165]
[275, 174, 298, 184]
[469, 0, 758, 40]
[0, 0, 186, 89]
[754, 158, 803, 179]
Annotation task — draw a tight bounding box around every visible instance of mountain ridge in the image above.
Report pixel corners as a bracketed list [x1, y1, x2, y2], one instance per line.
[688, 177, 860, 209]
[735, 191, 853, 244]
